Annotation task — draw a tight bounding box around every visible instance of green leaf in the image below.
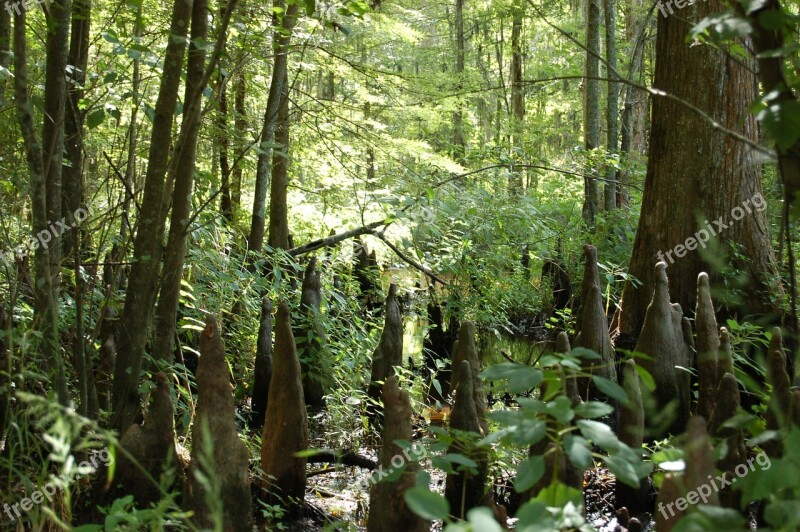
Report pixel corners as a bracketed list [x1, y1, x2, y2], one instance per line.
[465, 507, 503, 531]
[605, 454, 641, 488]
[405, 487, 450, 521]
[514, 455, 545, 492]
[443, 453, 478, 469]
[592, 375, 629, 404]
[563, 434, 592, 469]
[87, 109, 105, 129]
[574, 401, 614, 419]
[544, 395, 575, 424]
[577, 419, 621, 452]
[532, 481, 583, 508]
[634, 364, 656, 391]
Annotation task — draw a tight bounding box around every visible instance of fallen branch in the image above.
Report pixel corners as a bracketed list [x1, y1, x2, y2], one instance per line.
[371, 231, 449, 286]
[306, 450, 377, 470]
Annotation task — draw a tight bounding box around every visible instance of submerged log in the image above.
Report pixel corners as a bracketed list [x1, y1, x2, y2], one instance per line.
[573, 245, 617, 400]
[262, 303, 310, 508]
[367, 284, 404, 431]
[449, 322, 489, 435]
[635, 262, 692, 433]
[445, 360, 489, 519]
[189, 316, 252, 531]
[695, 273, 719, 421]
[251, 297, 273, 426]
[298, 257, 327, 408]
[366, 376, 428, 532]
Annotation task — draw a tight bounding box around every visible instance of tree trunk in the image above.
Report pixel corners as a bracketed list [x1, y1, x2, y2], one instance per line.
[616, 0, 784, 345]
[248, 1, 297, 253]
[582, 0, 601, 226]
[219, 69, 232, 221]
[62, 0, 90, 261]
[13, 8, 69, 406]
[509, 0, 524, 194]
[152, 0, 210, 367]
[111, 0, 194, 431]
[603, 0, 618, 211]
[232, 68, 246, 212]
[42, 0, 72, 282]
[452, 0, 466, 159]
[267, 68, 291, 251]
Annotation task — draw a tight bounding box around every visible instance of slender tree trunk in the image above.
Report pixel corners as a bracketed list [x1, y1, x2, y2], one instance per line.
[509, 0, 524, 194]
[120, 5, 143, 249]
[267, 69, 291, 251]
[111, 0, 194, 431]
[13, 8, 69, 406]
[582, 0, 601, 226]
[452, 0, 466, 159]
[231, 69, 246, 212]
[626, 0, 647, 153]
[152, 0, 210, 367]
[42, 0, 72, 281]
[616, 0, 784, 344]
[248, 1, 297, 253]
[219, 71, 232, 221]
[603, 0, 618, 211]
[0, 0, 11, 104]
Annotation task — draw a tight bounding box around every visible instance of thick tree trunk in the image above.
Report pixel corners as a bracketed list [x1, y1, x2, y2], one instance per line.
[616, 0, 784, 345]
[152, 0, 210, 366]
[582, 0, 601, 226]
[13, 8, 69, 406]
[248, 1, 297, 253]
[111, 0, 193, 431]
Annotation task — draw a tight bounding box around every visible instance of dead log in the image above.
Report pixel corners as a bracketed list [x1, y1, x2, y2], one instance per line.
[189, 317, 252, 531]
[261, 302, 310, 508]
[366, 376, 427, 532]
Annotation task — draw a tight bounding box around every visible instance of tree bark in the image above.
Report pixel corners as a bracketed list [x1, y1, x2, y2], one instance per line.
[616, 0, 784, 345]
[42, 0, 72, 280]
[267, 68, 291, 251]
[509, 0, 524, 194]
[219, 69, 232, 221]
[232, 68, 246, 211]
[603, 0, 618, 211]
[13, 8, 69, 406]
[152, 0, 210, 367]
[582, 0, 601, 226]
[452, 0, 466, 159]
[111, 0, 194, 431]
[248, 0, 297, 253]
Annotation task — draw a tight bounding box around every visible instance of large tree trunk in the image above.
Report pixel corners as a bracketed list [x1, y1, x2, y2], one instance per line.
[13, 8, 69, 406]
[582, 0, 601, 226]
[248, 1, 297, 253]
[111, 0, 194, 431]
[616, 0, 784, 345]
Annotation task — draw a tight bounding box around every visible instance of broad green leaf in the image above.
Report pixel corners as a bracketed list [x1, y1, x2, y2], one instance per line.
[592, 375, 630, 404]
[562, 434, 592, 469]
[514, 455, 545, 492]
[574, 401, 614, 419]
[405, 487, 450, 521]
